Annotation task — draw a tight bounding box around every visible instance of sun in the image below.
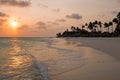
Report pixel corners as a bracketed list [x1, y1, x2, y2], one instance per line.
[11, 20, 19, 29]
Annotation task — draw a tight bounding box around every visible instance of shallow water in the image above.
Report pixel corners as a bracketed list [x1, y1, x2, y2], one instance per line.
[0, 38, 50, 80]
[0, 37, 86, 80]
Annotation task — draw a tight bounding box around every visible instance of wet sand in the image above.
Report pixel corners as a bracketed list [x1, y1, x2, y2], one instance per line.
[51, 38, 120, 80]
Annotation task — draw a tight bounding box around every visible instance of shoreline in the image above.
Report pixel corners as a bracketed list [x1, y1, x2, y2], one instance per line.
[67, 37, 120, 60]
[51, 38, 120, 80]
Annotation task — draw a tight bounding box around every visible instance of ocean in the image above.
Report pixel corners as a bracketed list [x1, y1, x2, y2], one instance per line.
[0, 37, 85, 80]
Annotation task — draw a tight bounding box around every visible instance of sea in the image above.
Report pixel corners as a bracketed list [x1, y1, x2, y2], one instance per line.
[0, 37, 84, 80]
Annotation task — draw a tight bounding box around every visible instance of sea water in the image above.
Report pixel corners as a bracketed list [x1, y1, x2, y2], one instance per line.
[0, 37, 86, 80]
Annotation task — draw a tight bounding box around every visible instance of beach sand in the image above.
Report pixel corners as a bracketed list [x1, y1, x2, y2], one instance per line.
[50, 38, 120, 80]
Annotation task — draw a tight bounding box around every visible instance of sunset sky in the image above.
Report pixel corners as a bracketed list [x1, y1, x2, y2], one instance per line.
[0, 0, 120, 37]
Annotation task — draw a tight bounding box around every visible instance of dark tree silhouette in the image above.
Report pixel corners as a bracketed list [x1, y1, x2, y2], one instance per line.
[85, 23, 88, 26]
[98, 21, 102, 32]
[113, 18, 118, 24]
[109, 21, 113, 33]
[88, 22, 94, 31]
[56, 12, 120, 37]
[56, 32, 62, 37]
[112, 12, 120, 34]
[82, 25, 85, 30]
[104, 23, 109, 33]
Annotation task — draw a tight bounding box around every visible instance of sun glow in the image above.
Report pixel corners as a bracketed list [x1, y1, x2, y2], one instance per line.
[10, 20, 19, 29]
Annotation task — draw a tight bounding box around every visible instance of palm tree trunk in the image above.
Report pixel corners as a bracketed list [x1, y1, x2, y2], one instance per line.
[100, 27, 102, 33]
[112, 25, 113, 33]
[108, 27, 109, 33]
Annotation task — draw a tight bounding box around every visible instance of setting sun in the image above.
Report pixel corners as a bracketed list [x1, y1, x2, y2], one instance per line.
[11, 20, 19, 29]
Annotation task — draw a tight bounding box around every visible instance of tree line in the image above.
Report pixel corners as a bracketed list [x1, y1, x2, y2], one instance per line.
[56, 12, 120, 37]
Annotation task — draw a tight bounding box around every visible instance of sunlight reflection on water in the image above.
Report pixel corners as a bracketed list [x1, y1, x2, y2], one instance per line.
[0, 39, 44, 80]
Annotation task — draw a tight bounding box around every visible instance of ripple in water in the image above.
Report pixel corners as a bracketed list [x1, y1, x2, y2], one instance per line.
[0, 53, 46, 80]
[0, 41, 45, 80]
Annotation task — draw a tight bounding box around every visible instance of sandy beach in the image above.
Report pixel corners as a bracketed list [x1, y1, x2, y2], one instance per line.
[51, 38, 120, 80]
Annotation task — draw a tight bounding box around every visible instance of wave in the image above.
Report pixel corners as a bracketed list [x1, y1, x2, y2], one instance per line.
[0, 53, 48, 80]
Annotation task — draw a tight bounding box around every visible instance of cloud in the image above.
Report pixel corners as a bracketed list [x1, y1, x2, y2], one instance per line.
[0, 0, 31, 7]
[48, 21, 59, 25]
[18, 24, 29, 31]
[0, 19, 6, 25]
[52, 8, 60, 12]
[0, 12, 9, 17]
[111, 11, 119, 14]
[56, 19, 66, 22]
[66, 13, 82, 20]
[36, 21, 47, 30]
[38, 3, 48, 8]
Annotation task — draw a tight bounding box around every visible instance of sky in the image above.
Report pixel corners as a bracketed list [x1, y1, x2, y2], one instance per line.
[0, 0, 120, 37]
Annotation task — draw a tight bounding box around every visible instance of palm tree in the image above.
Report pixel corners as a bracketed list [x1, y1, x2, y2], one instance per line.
[88, 22, 94, 31]
[56, 32, 61, 37]
[82, 25, 85, 30]
[71, 26, 76, 32]
[98, 21, 102, 32]
[94, 20, 98, 24]
[113, 18, 118, 24]
[104, 23, 110, 33]
[76, 27, 80, 32]
[85, 23, 88, 26]
[94, 20, 99, 32]
[116, 12, 120, 33]
[109, 21, 113, 33]
[117, 12, 120, 21]
[71, 26, 74, 31]
[85, 23, 88, 31]
[113, 13, 120, 33]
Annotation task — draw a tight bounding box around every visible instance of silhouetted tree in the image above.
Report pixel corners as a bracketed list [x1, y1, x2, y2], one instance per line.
[84, 23, 88, 30]
[56, 12, 120, 37]
[94, 20, 99, 32]
[85, 23, 88, 26]
[117, 12, 120, 20]
[104, 23, 110, 33]
[56, 32, 62, 37]
[98, 21, 102, 32]
[76, 27, 80, 32]
[82, 25, 85, 30]
[115, 12, 120, 34]
[88, 22, 94, 31]
[109, 21, 113, 33]
[113, 18, 118, 24]
[71, 26, 74, 31]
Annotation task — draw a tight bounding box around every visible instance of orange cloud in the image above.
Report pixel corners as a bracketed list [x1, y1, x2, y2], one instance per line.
[57, 19, 66, 22]
[0, 19, 7, 25]
[0, 0, 31, 7]
[36, 21, 47, 30]
[0, 12, 9, 17]
[66, 13, 82, 20]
